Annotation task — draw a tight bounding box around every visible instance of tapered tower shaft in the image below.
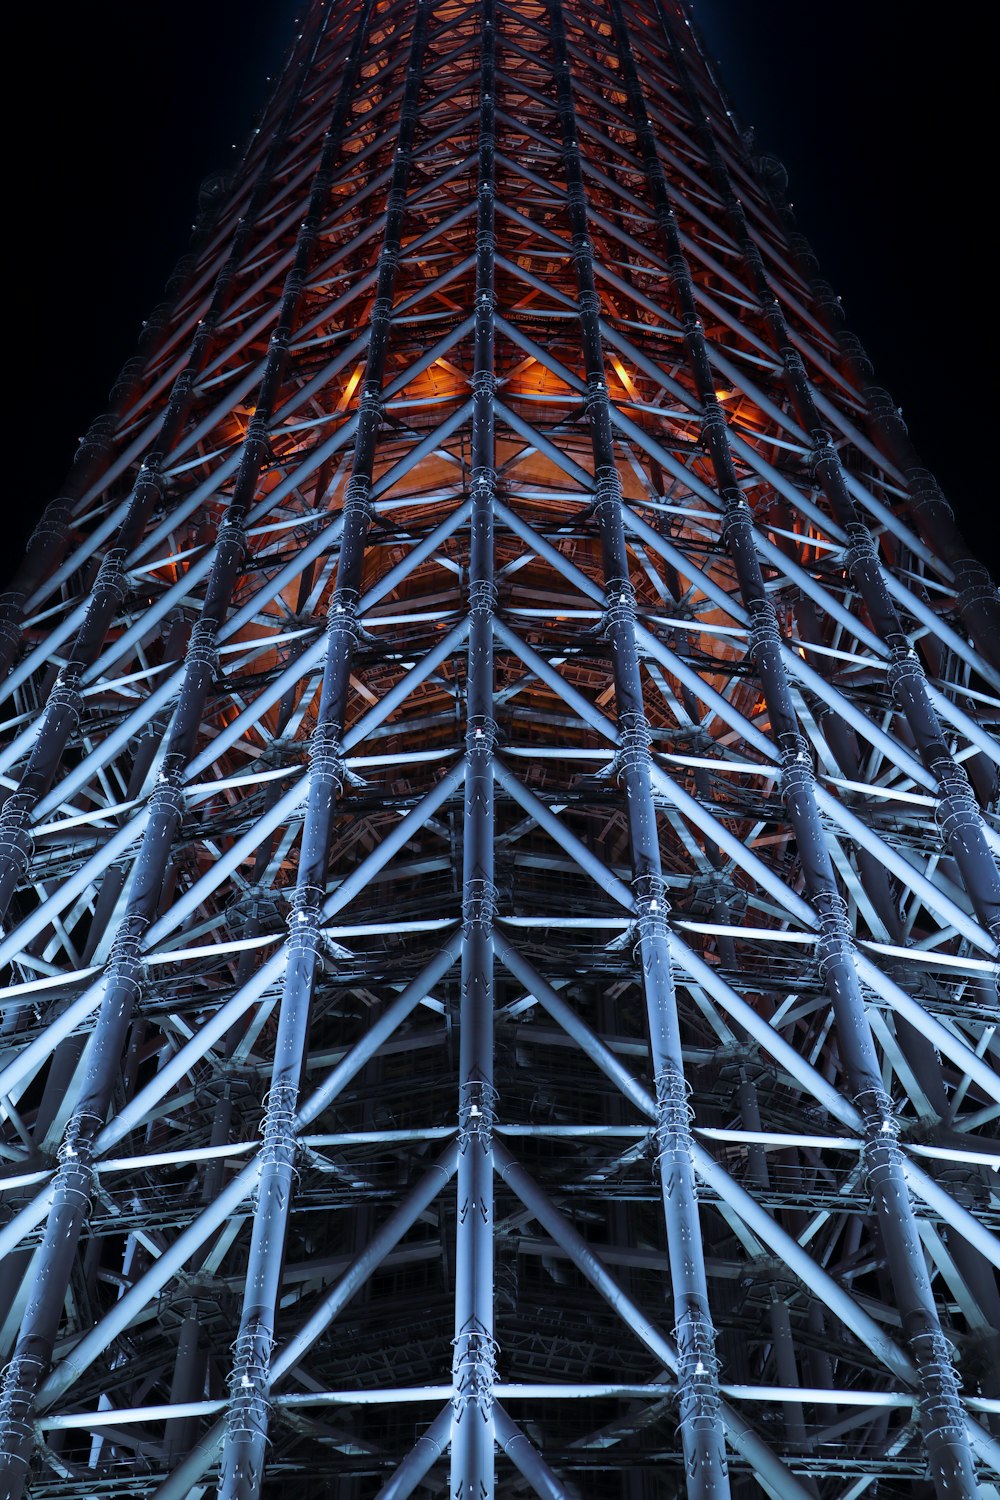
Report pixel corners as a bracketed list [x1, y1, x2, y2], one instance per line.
[1, 4, 997, 1499]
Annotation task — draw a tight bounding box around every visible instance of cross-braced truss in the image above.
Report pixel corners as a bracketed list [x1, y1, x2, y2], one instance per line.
[0, 2, 998, 1497]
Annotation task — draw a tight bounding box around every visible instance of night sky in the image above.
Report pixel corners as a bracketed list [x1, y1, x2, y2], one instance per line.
[5, 2, 994, 580]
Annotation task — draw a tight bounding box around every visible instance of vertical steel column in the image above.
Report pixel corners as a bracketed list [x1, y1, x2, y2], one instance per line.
[546, 7, 731, 1495]
[0, 12, 345, 1494]
[666, 36, 1000, 947]
[0, 23, 328, 918]
[216, 4, 427, 1496]
[451, 4, 498, 1494]
[618, 8, 979, 1493]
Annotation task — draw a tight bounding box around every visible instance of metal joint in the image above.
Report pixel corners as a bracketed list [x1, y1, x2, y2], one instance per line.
[111, 354, 147, 403]
[259, 1081, 300, 1169]
[469, 465, 495, 507]
[226, 1322, 273, 1443]
[843, 520, 877, 573]
[745, 596, 780, 664]
[0, 1353, 46, 1460]
[839, 330, 873, 373]
[471, 369, 497, 400]
[576, 289, 601, 319]
[149, 768, 186, 828]
[245, 411, 270, 449]
[653, 1061, 693, 1162]
[930, 758, 983, 841]
[0, 792, 34, 874]
[909, 1328, 967, 1443]
[593, 466, 623, 516]
[54, 1109, 104, 1211]
[47, 665, 85, 725]
[786, 230, 817, 270]
[905, 466, 953, 522]
[106, 926, 146, 1002]
[475, 228, 496, 258]
[954, 559, 999, 611]
[287, 889, 324, 959]
[855, 1085, 903, 1190]
[33, 500, 73, 547]
[809, 428, 838, 472]
[886, 642, 923, 702]
[269, 323, 293, 356]
[812, 278, 841, 318]
[77, 412, 116, 460]
[359, 379, 384, 416]
[585, 374, 609, 411]
[814, 890, 852, 979]
[309, 720, 349, 791]
[466, 712, 498, 754]
[616, 708, 652, 778]
[468, 579, 498, 619]
[634, 872, 670, 951]
[326, 594, 362, 645]
[217, 519, 247, 561]
[452, 1320, 499, 1416]
[673, 1302, 722, 1433]
[342, 475, 373, 525]
[457, 1077, 498, 1151]
[781, 347, 807, 382]
[97, 543, 129, 594]
[868, 386, 907, 435]
[700, 397, 727, 443]
[0, 591, 24, 649]
[186, 617, 219, 677]
[571, 234, 595, 267]
[720, 491, 752, 544]
[604, 578, 637, 630]
[662, 247, 689, 292]
[462, 877, 498, 934]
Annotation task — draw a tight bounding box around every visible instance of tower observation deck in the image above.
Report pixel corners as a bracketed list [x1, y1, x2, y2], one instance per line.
[0, 2, 998, 1497]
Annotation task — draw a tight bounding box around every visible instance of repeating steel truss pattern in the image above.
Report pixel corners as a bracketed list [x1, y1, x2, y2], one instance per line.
[1, 1, 998, 1496]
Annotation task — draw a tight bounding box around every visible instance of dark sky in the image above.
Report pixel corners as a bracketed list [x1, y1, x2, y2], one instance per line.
[5, 2, 995, 578]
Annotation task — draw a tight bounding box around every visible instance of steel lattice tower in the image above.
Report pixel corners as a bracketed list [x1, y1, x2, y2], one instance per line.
[1, 2, 998, 1497]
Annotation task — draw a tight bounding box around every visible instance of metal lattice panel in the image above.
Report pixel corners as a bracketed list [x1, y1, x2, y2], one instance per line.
[0, 2, 998, 1497]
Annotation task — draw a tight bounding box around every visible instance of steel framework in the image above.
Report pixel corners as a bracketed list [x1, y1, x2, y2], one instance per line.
[0, 1, 998, 1496]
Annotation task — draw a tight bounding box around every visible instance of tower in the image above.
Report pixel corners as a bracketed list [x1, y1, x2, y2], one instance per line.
[1, 0, 998, 1496]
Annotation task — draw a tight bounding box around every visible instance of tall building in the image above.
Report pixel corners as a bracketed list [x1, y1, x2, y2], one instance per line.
[1, 1, 997, 1497]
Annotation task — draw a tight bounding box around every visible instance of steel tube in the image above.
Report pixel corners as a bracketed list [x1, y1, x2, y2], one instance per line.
[546, 15, 731, 1487]
[647, 12, 981, 1490]
[217, 8, 425, 1491]
[450, 10, 499, 1492]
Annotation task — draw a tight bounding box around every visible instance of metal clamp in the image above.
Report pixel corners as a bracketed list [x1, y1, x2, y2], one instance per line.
[462, 877, 498, 934]
[342, 475, 373, 525]
[226, 1322, 273, 1443]
[458, 1076, 498, 1151]
[451, 1319, 499, 1416]
[186, 618, 219, 677]
[259, 1081, 300, 1171]
[653, 1061, 693, 1163]
[673, 1301, 721, 1434]
[931, 758, 983, 842]
[745, 596, 780, 665]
